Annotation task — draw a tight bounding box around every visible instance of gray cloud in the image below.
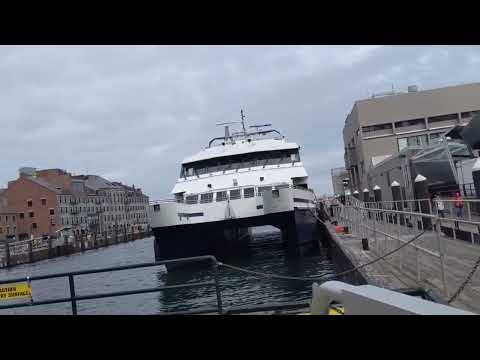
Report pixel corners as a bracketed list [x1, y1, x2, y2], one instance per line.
[1, 45, 480, 198]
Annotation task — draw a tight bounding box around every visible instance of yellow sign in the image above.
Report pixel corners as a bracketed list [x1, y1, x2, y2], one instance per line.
[0, 283, 32, 301]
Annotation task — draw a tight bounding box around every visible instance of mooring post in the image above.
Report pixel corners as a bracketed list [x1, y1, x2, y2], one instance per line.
[28, 240, 33, 263]
[414, 174, 432, 231]
[63, 235, 69, 255]
[48, 237, 52, 258]
[5, 241, 11, 267]
[391, 181, 404, 226]
[373, 185, 382, 222]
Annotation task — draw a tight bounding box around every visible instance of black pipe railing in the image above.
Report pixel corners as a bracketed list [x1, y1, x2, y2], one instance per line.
[0, 255, 222, 315]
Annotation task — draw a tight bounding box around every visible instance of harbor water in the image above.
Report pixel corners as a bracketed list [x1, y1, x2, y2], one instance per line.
[0, 227, 336, 314]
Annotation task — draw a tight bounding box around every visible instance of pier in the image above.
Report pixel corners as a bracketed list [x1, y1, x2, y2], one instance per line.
[326, 197, 480, 313]
[0, 229, 152, 269]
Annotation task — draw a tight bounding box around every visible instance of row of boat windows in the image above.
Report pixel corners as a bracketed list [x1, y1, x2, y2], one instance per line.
[180, 149, 301, 178]
[181, 186, 287, 204]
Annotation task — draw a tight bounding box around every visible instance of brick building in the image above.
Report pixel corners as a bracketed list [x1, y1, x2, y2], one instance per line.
[5, 168, 61, 239]
[1, 167, 150, 240]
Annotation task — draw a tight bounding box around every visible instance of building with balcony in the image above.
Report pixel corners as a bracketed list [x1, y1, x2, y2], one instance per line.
[343, 82, 480, 192]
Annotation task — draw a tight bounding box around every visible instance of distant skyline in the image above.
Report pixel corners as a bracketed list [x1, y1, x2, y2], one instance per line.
[1, 45, 480, 198]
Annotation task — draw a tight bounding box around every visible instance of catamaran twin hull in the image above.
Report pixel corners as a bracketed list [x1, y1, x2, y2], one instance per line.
[149, 187, 323, 266]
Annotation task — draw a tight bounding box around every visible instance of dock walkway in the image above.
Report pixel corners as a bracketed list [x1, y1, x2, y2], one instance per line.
[329, 209, 480, 314]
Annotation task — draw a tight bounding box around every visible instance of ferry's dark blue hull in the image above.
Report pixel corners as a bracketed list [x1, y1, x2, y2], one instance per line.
[152, 209, 323, 270]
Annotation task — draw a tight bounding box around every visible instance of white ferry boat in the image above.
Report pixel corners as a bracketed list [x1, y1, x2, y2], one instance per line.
[148, 112, 321, 267]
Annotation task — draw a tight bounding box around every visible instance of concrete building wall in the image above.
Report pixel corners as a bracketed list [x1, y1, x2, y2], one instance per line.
[331, 167, 349, 196]
[355, 83, 480, 126]
[343, 83, 480, 192]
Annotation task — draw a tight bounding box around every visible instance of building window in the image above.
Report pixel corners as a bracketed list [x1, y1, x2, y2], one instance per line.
[397, 134, 428, 152]
[461, 110, 480, 118]
[395, 118, 425, 129]
[428, 113, 458, 124]
[32, 223, 37, 229]
[41, 198, 47, 206]
[29, 211, 34, 218]
[12, 216, 15, 222]
[362, 123, 393, 137]
[27, 200, 33, 207]
[49, 208, 55, 215]
[20, 213, 24, 219]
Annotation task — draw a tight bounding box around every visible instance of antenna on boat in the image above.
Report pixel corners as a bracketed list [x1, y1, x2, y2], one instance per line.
[240, 109, 247, 136]
[216, 121, 237, 143]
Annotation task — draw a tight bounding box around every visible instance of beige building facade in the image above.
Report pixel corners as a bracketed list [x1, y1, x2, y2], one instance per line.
[343, 83, 480, 192]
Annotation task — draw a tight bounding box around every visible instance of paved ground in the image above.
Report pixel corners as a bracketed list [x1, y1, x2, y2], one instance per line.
[330, 212, 480, 314]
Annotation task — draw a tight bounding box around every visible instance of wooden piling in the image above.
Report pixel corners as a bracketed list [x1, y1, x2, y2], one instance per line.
[28, 240, 33, 263]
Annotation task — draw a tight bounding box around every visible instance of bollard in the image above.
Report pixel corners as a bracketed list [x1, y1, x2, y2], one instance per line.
[361, 237, 369, 251]
[48, 237, 53, 258]
[414, 174, 432, 230]
[373, 185, 383, 222]
[391, 181, 405, 226]
[64, 235, 69, 255]
[353, 190, 360, 200]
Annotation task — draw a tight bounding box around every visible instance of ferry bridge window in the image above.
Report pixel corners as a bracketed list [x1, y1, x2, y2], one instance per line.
[181, 149, 301, 176]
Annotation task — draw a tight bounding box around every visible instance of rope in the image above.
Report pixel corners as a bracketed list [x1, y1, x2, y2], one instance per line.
[448, 254, 480, 304]
[218, 230, 426, 282]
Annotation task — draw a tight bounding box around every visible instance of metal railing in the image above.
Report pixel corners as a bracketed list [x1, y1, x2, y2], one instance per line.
[359, 198, 480, 245]
[0, 255, 224, 315]
[0, 255, 317, 315]
[331, 199, 450, 297]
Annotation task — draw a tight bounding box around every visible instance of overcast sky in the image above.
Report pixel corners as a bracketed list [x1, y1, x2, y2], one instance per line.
[1, 45, 480, 199]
